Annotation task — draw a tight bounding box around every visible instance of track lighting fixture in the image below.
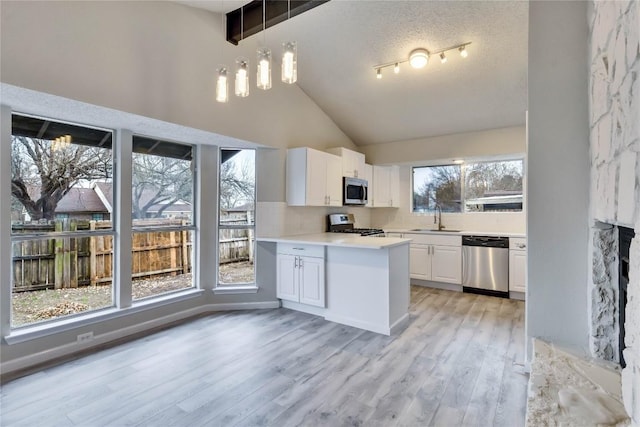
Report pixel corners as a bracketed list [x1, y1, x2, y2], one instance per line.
[373, 42, 471, 79]
[409, 48, 429, 69]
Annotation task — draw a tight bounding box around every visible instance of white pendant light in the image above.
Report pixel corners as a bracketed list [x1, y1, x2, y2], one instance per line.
[257, 48, 272, 90]
[281, 41, 298, 84]
[216, 67, 229, 103]
[256, 0, 272, 90]
[235, 58, 249, 97]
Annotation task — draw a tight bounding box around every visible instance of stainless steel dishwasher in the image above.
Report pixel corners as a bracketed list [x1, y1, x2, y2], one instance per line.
[462, 235, 509, 298]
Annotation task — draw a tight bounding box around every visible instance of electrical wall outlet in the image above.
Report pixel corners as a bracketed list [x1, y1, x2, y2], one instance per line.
[76, 332, 94, 343]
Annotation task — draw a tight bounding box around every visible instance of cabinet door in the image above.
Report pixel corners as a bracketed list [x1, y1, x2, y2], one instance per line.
[349, 150, 366, 178]
[372, 165, 390, 207]
[299, 256, 325, 307]
[509, 250, 527, 293]
[410, 245, 431, 280]
[277, 254, 299, 302]
[431, 245, 462, 284]
[305, 149, 327, 206]
[388, 165, 400, 207]
[325, 154, 343, 206]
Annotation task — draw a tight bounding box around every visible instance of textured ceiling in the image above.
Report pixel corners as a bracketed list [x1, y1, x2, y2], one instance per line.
[178, 0, 529, 146]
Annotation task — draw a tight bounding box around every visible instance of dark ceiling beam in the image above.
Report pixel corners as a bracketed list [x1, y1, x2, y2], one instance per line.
[226, 0, 330, 45]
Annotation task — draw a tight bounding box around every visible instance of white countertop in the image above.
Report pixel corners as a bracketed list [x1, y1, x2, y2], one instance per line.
[384, 228, 526, 238]
[257, 233, 412, 249]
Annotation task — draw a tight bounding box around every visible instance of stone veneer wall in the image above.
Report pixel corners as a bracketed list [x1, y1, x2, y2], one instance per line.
[589, 0, 640, 422]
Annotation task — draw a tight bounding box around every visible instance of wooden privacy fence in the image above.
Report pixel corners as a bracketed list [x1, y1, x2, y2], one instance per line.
[11, 219, 193, 292]
[219, 211, 254, 265]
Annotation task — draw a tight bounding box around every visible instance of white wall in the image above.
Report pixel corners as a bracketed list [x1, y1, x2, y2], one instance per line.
[527, 1, 590, 355]
[0, 0, 355, 152]
[360, 126, 526, 165]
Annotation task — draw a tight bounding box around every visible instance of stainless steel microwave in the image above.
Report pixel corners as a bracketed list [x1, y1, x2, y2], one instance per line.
[343, 177, 368, 205]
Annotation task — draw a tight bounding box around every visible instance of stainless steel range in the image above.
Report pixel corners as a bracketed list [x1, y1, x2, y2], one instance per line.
[327, 213, 385, 237]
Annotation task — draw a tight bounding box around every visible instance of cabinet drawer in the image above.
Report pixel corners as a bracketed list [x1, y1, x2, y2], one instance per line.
[510, 237, 527, 250]
[277, 243, 325, 259]
[404, 233, 461, 247]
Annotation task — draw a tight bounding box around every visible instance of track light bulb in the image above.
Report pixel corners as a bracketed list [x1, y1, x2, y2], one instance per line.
[440, 52, 447, 64]
[409, 48, 429, 68]
[394, 63, 400, 74]
[376, 68, 382, 79]
[459, 45, 468, 58]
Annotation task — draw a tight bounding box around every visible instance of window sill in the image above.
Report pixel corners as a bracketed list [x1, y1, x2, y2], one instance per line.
[213, 285, 259, 295]
[4, 288, 205, 345]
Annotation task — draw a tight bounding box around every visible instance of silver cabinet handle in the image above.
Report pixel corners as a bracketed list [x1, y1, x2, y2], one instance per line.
[299, 257, 303, 268]
[517, 243, 526, 249]
[294, 257, 298, 268]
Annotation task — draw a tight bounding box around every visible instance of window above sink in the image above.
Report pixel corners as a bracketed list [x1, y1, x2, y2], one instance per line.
[412, 159, 524, 213]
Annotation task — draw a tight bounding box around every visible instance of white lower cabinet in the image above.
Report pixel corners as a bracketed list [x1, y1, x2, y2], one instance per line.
[509, 238, 527, 293]
[277, 244, 325, 307]
[404, 233, 462, 284]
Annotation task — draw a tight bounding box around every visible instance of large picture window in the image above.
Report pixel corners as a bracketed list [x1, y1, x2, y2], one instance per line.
[218, 149, 256, 285]
[413, 159, 524, 213]
[10, 114, 114, 328]
[131, 136, 195, 300]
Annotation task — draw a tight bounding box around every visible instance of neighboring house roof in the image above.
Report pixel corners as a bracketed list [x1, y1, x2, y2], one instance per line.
[93, 181, 191, 213]
[23, 185, 108, 214]
[465, 194, 523, 206]
[224, 202, 255, 213]
[56, 188, 109, 213]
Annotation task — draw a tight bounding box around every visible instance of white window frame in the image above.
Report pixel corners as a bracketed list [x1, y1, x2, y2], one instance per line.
[411, 157, 525, 214]
[216, 148, 257, 290]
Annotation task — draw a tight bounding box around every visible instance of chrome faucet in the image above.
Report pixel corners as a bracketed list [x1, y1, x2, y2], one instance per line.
[434, 203, 444, 231]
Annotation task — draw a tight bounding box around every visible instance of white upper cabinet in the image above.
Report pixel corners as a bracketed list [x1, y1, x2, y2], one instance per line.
[326, 147, 366, 178]
[372, 165, 400, 207]
[287, 147, 342, 207]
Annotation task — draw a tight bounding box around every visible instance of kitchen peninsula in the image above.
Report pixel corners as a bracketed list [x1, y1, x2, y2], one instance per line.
[257, 234, 411, 335]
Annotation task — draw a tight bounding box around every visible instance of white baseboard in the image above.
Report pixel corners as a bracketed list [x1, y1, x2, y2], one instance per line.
[1, 301, 279, 377]
[390, 313, 410, 335]
[281, 300, 325, 317]
[324, 313, 391, 336]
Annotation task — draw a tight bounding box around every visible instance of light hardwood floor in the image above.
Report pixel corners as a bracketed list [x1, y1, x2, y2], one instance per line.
[0, 286, 528, 426]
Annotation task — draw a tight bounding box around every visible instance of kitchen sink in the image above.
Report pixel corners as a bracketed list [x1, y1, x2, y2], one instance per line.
[409, 228, 462, 233]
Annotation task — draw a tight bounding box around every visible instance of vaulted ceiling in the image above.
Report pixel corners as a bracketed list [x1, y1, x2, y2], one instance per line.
[177, 1, 528, 146]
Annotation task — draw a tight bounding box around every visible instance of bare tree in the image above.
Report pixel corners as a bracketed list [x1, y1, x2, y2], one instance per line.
[414, 165, 462, 212]
[219, 158, 255, 210]
[11, 136, 111, 220]
[131, 153, 192, 219]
